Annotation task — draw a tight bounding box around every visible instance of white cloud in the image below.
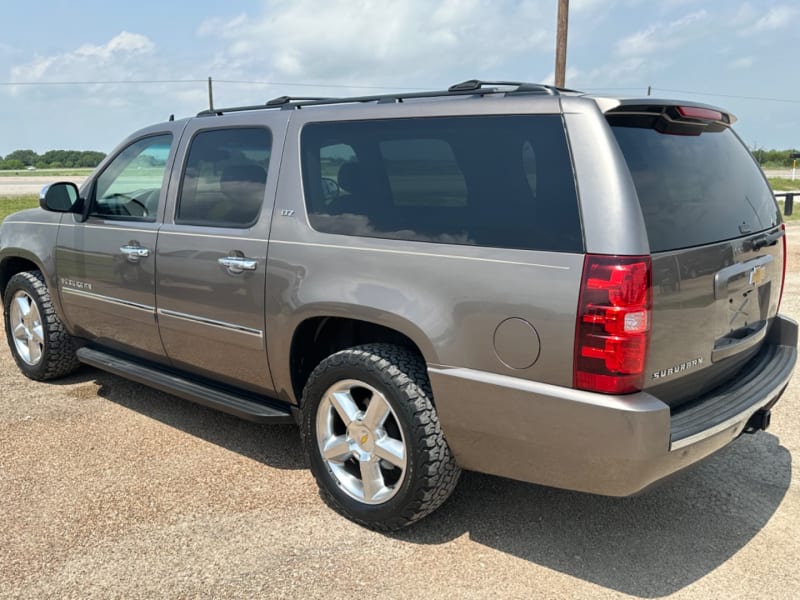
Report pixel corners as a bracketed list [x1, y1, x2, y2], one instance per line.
[197, 0, 554, 86]
[615, 10, 707, 57]
[749, 5, 798, 34]
[9, 32, 157, 89]
[731, 3, 798, 35]
[730, 56, 755, 69]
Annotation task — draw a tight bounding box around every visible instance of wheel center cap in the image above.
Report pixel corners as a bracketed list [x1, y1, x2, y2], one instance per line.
[348, 424, 375, 453]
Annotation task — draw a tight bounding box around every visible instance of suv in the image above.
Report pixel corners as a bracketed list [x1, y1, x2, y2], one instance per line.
[1, 80, 796, 530]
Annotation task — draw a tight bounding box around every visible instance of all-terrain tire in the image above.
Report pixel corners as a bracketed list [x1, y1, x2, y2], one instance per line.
[301, 343, 461, 531]
[3, 271, 80, 380]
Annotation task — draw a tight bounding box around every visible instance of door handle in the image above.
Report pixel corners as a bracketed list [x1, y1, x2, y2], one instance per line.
[218, 256, 257, 274]
[120, 244, 150, 263]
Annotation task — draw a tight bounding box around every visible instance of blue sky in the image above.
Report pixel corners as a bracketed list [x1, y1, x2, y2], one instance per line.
[0, 0, 797, 156]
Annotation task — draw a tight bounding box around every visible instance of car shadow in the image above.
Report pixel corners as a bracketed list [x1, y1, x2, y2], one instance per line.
[69, 365, 305, 471]
[391, 432, 791, 597]
[63, 367, 790, 596]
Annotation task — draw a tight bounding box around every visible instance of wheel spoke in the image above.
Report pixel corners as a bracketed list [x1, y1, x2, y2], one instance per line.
[28, 341, 42, 364]
[362, 394, 390, 430]
[31, 324, 45, 345]
[14, 296, 30, 318]
[13, 323, 28, 341]
[322, 435, 353, 462]
[329, 390, 360, 426]
[374, 436, 406, 470]
[359, 459, 385, 502]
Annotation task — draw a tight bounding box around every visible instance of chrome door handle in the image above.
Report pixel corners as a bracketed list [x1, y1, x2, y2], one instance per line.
[218, 256, 257, 274]
[120, 244, 150, 263]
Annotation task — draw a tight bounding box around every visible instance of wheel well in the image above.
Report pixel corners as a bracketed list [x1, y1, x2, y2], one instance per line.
[0, 257, 40, 300]
[290, 317, 424, 404]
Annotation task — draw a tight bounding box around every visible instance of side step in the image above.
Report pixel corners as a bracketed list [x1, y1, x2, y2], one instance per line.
[76, 347, 295, 424]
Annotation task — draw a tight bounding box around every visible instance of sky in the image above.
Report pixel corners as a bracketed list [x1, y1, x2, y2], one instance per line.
[0, 0, 798, 156]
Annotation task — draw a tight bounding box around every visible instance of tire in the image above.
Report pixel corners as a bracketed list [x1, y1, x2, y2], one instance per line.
[3, 271, 80, 380]
[301, 343, 461, 531]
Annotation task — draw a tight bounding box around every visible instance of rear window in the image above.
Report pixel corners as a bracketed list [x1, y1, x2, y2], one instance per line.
[610, 118, 780, 253]
[301, 115, 583, 253]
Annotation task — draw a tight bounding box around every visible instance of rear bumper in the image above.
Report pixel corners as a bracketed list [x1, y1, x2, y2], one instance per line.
[428, 315, 797, 497]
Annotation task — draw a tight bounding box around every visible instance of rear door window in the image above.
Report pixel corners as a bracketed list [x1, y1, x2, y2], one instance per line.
[609, 118, 780, 252]
[176, 127, 272, 228]
[301, 115, 582, 253]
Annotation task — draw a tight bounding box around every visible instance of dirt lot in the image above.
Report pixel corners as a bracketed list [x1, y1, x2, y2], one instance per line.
[2, 231, 800, 599]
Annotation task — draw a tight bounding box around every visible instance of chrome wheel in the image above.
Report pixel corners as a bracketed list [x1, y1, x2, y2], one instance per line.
[9, 290, 44, 366]
[315, 379, 407, 505]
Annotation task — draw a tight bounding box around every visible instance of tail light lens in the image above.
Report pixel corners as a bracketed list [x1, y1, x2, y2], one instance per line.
[574, 255, 652, 394]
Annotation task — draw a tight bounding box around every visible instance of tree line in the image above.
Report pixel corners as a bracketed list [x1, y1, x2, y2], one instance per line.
[751, 148, 800, 169]
[0, 149, 106, 170]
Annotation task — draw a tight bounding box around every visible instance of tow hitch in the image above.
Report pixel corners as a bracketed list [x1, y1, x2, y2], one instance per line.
[744, 409, 771, 434]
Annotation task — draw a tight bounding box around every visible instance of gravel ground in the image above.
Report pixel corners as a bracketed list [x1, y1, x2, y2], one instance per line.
[2, 229, 800, 599]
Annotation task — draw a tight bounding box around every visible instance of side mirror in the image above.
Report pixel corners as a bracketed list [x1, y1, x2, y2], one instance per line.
[39, 182, 81, 213]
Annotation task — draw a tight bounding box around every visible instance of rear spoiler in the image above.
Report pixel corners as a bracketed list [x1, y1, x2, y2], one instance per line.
[592, 97, 736, 125]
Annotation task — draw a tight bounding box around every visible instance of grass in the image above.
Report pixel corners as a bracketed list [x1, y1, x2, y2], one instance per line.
[768, 177, 800, 191]
[0, 195, 39, 220]
[0, 168, 93, 177]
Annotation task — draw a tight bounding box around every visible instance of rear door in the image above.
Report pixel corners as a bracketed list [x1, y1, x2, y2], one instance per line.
[156, 115, 287, 394]
[607, 105, 784, 405]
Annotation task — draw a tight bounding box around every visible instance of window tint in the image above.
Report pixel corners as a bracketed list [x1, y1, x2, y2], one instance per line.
[176, 128, 271, 227]
[301, 115, 582, 253]
[93, 134, 172, 220]
[610, 119, 780, 252]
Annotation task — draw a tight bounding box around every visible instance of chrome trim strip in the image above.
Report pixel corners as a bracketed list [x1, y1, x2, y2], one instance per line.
[157, 308, 263, 337]
[3, 221, 60, 226]
[61, 288, 154, 313]
[270, 240, 570, 270]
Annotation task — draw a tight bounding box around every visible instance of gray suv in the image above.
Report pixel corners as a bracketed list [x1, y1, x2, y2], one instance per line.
[1, 80, 796, 530]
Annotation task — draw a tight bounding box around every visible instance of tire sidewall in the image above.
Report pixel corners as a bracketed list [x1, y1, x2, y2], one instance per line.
[302, 353, 427, 525]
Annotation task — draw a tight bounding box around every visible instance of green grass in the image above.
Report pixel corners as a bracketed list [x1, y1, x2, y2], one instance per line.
[0, 168, 92, 177]
[0, 195, 39, 220]
[768, 177, 800, 191]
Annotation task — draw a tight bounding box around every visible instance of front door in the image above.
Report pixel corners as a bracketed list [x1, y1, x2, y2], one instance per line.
[156, 121, 282, 394]
[56, 132, 176, 361]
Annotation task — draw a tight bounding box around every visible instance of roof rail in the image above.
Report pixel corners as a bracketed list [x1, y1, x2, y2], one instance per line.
[196, 79, 580, 116]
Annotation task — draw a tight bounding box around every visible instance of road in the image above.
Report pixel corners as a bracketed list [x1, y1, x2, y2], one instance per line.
[1, 231, 800, 598]
[0, 176, 86, 197]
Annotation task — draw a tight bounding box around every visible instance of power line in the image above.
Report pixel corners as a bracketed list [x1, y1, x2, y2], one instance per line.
[651, 87, 800, 105]
[1, 78, 798, 104]
[0, 78, 424, 91]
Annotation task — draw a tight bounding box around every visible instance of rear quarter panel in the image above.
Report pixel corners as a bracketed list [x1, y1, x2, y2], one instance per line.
[265, 99, 586, 405]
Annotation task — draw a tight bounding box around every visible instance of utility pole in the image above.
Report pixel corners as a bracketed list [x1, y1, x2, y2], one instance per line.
[208, 76, 214, 111]
[554, 0, 569, 88]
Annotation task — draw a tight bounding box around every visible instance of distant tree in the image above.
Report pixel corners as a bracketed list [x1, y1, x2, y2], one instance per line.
[5, 149, 39, 166]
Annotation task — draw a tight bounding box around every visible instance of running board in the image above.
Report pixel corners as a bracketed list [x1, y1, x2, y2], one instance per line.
[76, 347, 295, 424]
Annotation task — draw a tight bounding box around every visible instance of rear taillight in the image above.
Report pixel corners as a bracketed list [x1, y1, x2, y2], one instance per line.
[778, 223, 787, 312]
[574, 255, 652, 394]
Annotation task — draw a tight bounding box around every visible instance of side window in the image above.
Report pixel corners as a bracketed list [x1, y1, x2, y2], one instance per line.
[176, 127, 272, 228]
[380, 139, 467, 207]
[301, 116, 582, 253]
[93, 134, 172, 220]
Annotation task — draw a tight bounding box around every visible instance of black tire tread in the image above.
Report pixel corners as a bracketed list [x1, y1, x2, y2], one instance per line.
[302, 343, 461, 531]
[4, 270, 80, 380]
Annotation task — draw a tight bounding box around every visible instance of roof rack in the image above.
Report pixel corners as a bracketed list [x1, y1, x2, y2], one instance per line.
[196, 79, 580, 116]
